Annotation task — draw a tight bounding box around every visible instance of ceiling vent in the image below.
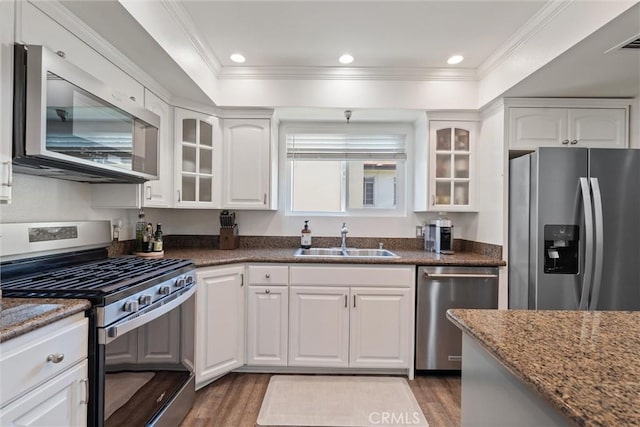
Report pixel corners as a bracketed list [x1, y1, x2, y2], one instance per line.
[621, 38, 640, 49]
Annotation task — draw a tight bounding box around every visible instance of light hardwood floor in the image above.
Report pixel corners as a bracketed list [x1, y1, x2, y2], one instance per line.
[181, 373, 461, 427]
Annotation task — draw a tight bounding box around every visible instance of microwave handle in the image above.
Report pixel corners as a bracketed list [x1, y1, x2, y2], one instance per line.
[99, 285, 195, 345]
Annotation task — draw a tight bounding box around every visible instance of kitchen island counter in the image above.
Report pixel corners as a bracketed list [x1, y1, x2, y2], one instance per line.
[162, 248, 505, 267]
[447, 309, 640, 426]
[0, 298, 90, 343]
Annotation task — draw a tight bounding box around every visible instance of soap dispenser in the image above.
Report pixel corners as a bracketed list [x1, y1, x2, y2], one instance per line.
[301, 220, 312, 249]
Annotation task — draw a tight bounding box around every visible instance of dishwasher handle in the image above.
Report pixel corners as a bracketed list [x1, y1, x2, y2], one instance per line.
[423, 272, 498, 279]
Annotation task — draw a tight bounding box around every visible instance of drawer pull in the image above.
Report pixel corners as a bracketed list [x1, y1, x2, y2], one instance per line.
[47, 353, 65, 363]
[265, 289, 271, 294]
[265, 273, 270, 279]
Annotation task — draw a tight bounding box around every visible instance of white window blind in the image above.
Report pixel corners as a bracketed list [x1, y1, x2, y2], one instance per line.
[286, 134, 407, 160]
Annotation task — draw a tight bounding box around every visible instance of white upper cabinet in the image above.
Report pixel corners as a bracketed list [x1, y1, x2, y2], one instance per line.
[17, 1, 144, 107]
[174, 107, 222, 208]
[143, 89, 173, 208]
[507, 100, 629, 150]
[428, 121, 477, 212]
[0, 0, 14, 204]
[222, 118, 273, 210]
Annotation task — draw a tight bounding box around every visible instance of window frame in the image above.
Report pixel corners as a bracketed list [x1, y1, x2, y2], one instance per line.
[280, 122, 412, 217]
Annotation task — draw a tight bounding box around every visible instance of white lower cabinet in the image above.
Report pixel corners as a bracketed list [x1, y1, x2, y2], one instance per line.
[0, 313, 89, 426]
[247, 286, 289, 366]
[288, 286, 350, 368]
[349, 287, 411, 368]
[195, 265, 245, 389]
[288, 265, 414, 371]
[0, 360, 88, 427]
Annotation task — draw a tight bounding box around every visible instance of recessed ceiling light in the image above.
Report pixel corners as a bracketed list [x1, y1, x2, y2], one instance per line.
[230, 53, 246, 63]
[339, 54, 354, 64]
[447, 55, 464, 65]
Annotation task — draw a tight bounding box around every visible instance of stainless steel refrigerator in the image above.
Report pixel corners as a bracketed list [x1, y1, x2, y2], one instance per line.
[509, 147, 640, 310]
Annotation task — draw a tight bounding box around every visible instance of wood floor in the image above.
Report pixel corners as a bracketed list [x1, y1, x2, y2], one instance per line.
[181, 372, 461, 427]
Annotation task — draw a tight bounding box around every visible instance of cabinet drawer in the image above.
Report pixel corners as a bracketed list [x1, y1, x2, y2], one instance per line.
[247, 265, 288, 285]
[0, 316, 88, 406]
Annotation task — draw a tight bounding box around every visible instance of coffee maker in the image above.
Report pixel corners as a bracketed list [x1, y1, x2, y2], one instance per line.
[425, 218, 454, 254]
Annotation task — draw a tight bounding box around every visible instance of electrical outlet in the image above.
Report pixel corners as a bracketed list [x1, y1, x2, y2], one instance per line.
[416, 225, 423, 238]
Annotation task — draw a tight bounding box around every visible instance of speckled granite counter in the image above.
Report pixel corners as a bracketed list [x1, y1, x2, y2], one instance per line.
[447, 309, 640, 426]
[162, 248, 505, 267]
[0, 298, 90, 343]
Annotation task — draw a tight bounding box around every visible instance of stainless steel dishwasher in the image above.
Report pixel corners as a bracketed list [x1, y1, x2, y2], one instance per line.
[416, 266, 498, 371]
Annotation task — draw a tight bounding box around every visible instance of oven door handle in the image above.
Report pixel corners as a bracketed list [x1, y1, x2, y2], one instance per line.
[99, 285, 196, 345]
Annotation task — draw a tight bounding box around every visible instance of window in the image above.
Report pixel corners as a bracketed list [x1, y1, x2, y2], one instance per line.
[285, 128, 407, 215]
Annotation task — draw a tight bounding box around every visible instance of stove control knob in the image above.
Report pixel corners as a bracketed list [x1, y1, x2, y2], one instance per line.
[159, 285, 171, 295]
[186, 275, 194, 284]
[176, 278, 186, 288]
[124, 300, 139, 313]
[139, 295, 152, 305]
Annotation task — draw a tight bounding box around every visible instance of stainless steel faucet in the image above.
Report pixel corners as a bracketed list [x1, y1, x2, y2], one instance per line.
[340, 222, 348, 250]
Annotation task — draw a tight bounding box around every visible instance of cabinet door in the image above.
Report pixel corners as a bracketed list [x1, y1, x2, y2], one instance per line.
[222, 119, 271, 209]
[509, 107, 568, 149]
[429, 121, 477, 211]
[569, 108, 627, 148]
[174, 108, 221, 208]
[0, 0, 14, 203]
[288, 286, 349, 368]
[195, 265, 245, 389]
[349, 288, 411, 368]
[143, 90, 174, 207]
[105, 330, 138, 366]
[247, 286, 288, 366]
[17, 1, 144, 106]
[0, 360, 88, 427]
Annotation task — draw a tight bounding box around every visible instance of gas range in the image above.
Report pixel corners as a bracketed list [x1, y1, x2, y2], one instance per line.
[0, 221, 197, 427]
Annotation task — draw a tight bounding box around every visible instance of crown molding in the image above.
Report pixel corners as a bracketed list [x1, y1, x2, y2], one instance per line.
[159, 0, 222, 75]
[218, 66, 477, 81]
[29, 0, 173, 102]
[477, 0, 573, 79]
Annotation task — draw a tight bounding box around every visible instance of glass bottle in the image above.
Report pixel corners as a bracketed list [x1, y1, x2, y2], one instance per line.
[153, 223, 163, 252]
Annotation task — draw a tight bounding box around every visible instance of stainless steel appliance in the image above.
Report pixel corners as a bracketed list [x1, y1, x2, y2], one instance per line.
[416, 266, 498, 371]
[509, 147, 640, 310]
[424, 218, 454, 254]
[1, 221, 196, 426]
[12, 44, 160, 183]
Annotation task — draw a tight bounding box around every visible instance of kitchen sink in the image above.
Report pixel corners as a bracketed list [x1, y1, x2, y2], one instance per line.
[294, 248, 399, 258]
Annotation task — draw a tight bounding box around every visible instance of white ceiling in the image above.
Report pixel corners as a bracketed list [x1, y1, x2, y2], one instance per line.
[180, 1, 546, 68]
[59, 0, 639, 106]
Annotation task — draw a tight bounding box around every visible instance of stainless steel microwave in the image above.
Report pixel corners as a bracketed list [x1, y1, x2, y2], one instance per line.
[12, 44, 160, 183]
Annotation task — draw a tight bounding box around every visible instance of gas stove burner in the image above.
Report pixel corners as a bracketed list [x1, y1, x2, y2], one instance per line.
[2, 256, 194, 302]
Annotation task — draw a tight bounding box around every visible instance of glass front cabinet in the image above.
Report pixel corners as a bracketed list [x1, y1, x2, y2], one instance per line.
[428, 121, 477, 211]
[174, 107, 222, 208]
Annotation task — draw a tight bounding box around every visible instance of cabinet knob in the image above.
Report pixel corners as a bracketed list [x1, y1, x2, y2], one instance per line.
[561, 139, 570, 145]
[265, 289, 271, 294]
[130, 96, 137, 102]
[265, 273, 270, 279]
[47, 353, 65, 363]
[570, 139, 578, 145]
[56, 50, 66, 58]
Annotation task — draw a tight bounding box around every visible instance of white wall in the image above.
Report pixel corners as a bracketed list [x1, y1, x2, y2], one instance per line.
[0, 174, 138, 239]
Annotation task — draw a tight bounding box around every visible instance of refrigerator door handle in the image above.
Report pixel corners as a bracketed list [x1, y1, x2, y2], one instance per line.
[588, 177, 604, 311]
[579, 177, 594, 310]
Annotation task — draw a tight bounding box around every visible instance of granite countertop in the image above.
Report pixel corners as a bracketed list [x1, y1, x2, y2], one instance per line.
[0, 298, 91, 343]
[163, 248, 505, 267]
[447, 309, 640, 427]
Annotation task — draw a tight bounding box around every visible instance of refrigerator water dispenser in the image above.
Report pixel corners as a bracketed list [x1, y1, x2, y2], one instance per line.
[543, 225, 579, 274]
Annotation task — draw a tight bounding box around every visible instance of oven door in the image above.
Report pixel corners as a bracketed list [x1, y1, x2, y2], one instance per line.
[98, 286, 195, 427]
